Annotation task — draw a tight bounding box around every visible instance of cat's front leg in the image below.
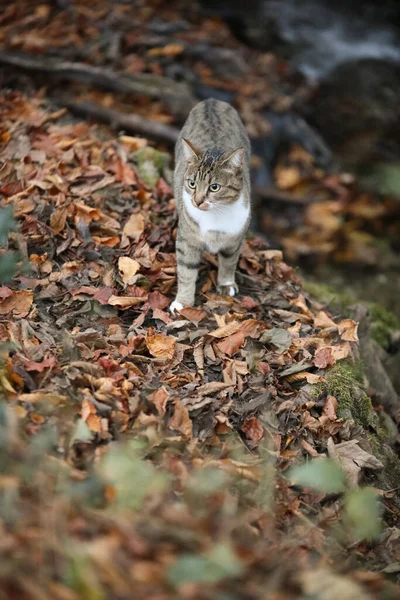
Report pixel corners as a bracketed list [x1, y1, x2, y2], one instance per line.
[170, 235, 202, 313]
[217, 240, 243, 297]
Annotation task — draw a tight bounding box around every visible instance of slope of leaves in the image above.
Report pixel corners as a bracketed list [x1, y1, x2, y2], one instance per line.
[0, 88, 399, 599]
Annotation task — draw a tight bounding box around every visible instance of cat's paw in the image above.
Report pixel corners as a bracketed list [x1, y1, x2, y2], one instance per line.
[170, 299, 184, 315]
[217, 282, 238, 297]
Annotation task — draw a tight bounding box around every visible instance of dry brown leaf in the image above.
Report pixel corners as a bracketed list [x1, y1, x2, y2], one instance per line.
[314, 311, 337, 329]
[209, 321, 241, 338]
[327, 438, 383, 487]
[107, 295, 147, 308]
[0, 289, 33, 317]
[148, 387, 170, 416]
[241, 417, 264, 443]
[216, 331, 246, 356]
[330, 343, 351, 361]
[338, 319, 359, 342]
[146, 331, 176, 361]
[275, 165, 302, 189]
[118, 257, 141, 285]
[196, 381, 232, 396]
[239, 319, 260, 337]
[323, 395, 338, 421]
[314, 347, 336, 369]
[179, 306, 207, 323]
[193, 340, 205, 375]
[169, 398, 192, 437]
[50, 207, 68, 233]
[123, 213, 145, 242]
[119, 135, 148, 150]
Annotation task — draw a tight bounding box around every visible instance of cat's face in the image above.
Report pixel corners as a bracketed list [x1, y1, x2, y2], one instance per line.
[182, 139, 244, 211]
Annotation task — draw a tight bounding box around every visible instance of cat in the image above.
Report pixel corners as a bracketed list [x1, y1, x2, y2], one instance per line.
[170, 98, 251, 313]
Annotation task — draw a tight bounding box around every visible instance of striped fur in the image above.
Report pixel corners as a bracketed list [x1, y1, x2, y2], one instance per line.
[171, 99, 251, 311]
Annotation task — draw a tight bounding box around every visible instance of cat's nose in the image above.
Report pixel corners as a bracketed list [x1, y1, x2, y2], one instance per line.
[194, 194, 205, 207]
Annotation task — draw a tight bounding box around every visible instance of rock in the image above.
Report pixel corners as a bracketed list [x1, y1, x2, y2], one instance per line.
[305, 59, 400, 167]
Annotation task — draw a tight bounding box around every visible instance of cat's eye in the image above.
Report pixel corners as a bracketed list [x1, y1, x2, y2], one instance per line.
[209, 183, 221, 192]
[188, 178, 196, 189]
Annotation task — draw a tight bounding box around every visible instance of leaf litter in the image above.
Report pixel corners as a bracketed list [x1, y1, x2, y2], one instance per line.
[0, 4, 399, 597]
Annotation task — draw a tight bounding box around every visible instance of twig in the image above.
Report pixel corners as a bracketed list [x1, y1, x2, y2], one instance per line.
[62, 100, 180, 145]
[254, 185, 315, 205]
[0, 49, 195, 117]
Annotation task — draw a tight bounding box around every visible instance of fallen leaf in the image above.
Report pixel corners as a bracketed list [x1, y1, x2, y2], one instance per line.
[179, 307, 207, 323]
[196, 382, 231, 396]
[108, 295, 147, 308]
[118, 257, 141, 284]
[315, 311, 337, 329]
[24, 355, 57, 372]
[314, 347, 336, 369]
[241, 296, 259, 310]
[123, 213, 145, 242]
[50, 207, 68, 234]
[241, 417, 264, 443]
[338, 319, 359, 342]
[169, 398, 192, 437]
[323, 395, 338, 421]
[146, 330, 176, 360]
[0, 289, 33, 317]
[209, 321, 241, 338]
[216, 331, 246, 356]
[260, 328, 292, 353]
[148, 386, 170, 416]
[327, 438, 383, 487]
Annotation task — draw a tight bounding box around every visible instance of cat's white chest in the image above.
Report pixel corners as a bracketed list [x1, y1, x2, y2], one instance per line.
[182, 191, 249, 244]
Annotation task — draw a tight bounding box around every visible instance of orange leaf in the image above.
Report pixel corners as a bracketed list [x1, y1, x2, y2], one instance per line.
[0, 289, 33, 318]
[146, 331, 176, 360]
[216, 331, 246, 356]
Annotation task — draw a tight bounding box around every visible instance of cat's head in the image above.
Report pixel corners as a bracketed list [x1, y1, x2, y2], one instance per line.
[182, 138, 244, 211]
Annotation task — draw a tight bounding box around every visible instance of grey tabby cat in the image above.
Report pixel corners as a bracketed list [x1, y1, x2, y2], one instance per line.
[170, 98, 251, 313]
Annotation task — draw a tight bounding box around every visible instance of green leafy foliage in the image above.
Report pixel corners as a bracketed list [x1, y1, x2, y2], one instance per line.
[100, 440, 169, 510]
[168, 542, 244, 587]
[345, 488, 382, 541]
[288, 459, 346, 494]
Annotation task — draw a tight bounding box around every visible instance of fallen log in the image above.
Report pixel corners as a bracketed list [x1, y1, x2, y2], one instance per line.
[62, 99, 180, 145]
[0, 49, 195, 118]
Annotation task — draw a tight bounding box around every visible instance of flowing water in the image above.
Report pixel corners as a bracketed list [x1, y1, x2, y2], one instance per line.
[263, 0, 400, 80]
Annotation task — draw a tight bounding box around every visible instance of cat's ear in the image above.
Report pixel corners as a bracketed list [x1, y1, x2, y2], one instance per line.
[221, 147, 244, 169]
[182, 138, 200, 160]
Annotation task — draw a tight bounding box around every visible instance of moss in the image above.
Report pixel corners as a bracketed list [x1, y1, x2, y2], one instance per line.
[302, 281, 355, 312]
[368, 302, 399, 350]
[312, 361, 377, 430]
[132, 148, 171, 187]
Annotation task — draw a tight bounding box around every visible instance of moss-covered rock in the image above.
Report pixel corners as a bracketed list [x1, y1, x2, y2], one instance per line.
[133, 148, 171, 187]
[368, 302, 399, 350]
[313, 361, 378, 430]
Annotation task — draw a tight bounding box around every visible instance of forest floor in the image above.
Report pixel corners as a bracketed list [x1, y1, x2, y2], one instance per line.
[0, 1, 400, 599]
